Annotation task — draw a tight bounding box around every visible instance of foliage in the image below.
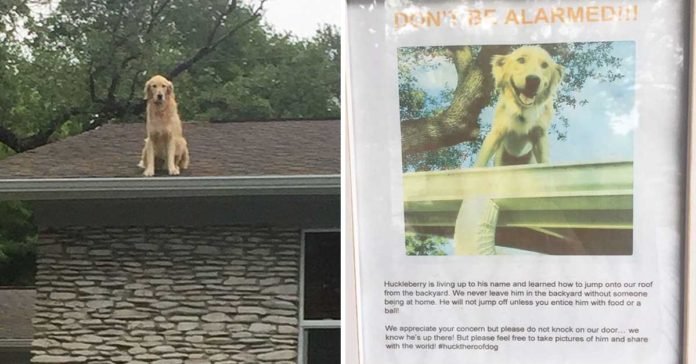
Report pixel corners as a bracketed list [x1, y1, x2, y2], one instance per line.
[405, 233, 449, 256]
[399, 42, 626, 171]
[0, 201, 37, 286]
[179, 25, 340, 121]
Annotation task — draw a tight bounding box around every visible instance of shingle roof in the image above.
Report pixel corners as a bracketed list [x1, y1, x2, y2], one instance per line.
[0, 120, 339, 179]
[0, 289, 34, 341]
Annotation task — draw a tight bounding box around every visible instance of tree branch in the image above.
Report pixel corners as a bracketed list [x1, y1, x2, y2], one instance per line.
[401, 45, 513, 156]
[206, 0, 238, 45]
[88, 65, 98, 103]
[105, 55, 141, 103]
[0, 126, 20, 152]
[144, 0, 172, 35]
[127, 72, 141, 101]
[166, 1, 265, 79]
[0, 107, 84, 152]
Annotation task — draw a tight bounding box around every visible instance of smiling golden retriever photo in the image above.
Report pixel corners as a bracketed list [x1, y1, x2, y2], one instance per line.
[475, 46, 563, 167]
[138, 75, 190, 176]
[398, 42, 635, 256]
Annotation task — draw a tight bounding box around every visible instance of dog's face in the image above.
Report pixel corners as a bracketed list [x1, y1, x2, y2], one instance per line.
[491, 46, 563, 107]
[144, 75, 174, 105]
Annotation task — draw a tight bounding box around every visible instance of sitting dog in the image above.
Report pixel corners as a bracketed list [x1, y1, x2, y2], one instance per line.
[138, 136, 189, 174]
[474, 46, 563, 167]
[138, 75, 190, 176]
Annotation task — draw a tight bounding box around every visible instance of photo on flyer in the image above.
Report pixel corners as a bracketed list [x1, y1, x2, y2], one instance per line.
[399, 41, 635, 256]
[348, 1, 687, 363]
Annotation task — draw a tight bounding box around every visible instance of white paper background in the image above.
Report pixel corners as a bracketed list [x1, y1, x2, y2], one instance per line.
[347, 0, 687, 363]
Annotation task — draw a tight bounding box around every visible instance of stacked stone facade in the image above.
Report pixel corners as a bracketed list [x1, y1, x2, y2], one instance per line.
[31, 226, 301, 364]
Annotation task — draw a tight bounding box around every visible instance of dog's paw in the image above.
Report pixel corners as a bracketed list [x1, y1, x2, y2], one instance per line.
[143, 168, 155, 177]
[168, 166, 180, 176]
[137, 160, 145, 169]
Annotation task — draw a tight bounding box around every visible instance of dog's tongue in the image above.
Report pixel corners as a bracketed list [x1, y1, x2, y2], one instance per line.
[519, 93, 535, 105]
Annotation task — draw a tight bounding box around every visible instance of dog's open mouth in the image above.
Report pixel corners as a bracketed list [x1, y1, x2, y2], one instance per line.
[511, 79, 538, 106]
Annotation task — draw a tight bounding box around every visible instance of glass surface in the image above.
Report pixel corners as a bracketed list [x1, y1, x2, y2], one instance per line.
[306, 328, 340, 364]
[304, 232, 340, 319]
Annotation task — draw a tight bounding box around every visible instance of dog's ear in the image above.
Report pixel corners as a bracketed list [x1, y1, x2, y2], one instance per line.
[143, 80, 152, 100]
[555, 64, 564, 83]
[491, 54, 507, 89]
[166, 81, 174, 97]
[549, 63, 564, 94]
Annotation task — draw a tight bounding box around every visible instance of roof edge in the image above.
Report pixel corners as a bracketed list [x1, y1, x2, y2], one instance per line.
[0, 175, 340, 201]
[0, 339, 32, 348]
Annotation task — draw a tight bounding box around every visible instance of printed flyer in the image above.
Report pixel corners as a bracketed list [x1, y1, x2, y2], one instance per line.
[347, 0, 688, 363]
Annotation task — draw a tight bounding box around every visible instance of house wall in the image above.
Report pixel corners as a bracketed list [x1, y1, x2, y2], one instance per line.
[32, 225, 301, 364]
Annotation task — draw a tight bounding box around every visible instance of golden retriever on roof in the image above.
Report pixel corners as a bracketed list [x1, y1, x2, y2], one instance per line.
[474, 46, 563, 167]
[138, 75, 190, 176]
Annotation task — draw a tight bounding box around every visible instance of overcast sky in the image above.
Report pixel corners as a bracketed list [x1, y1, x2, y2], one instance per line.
[29, 0, 341, 39]
[263, 0, 341, 38]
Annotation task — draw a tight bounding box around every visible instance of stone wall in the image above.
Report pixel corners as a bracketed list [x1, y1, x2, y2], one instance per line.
[32, 226, 301, 364]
